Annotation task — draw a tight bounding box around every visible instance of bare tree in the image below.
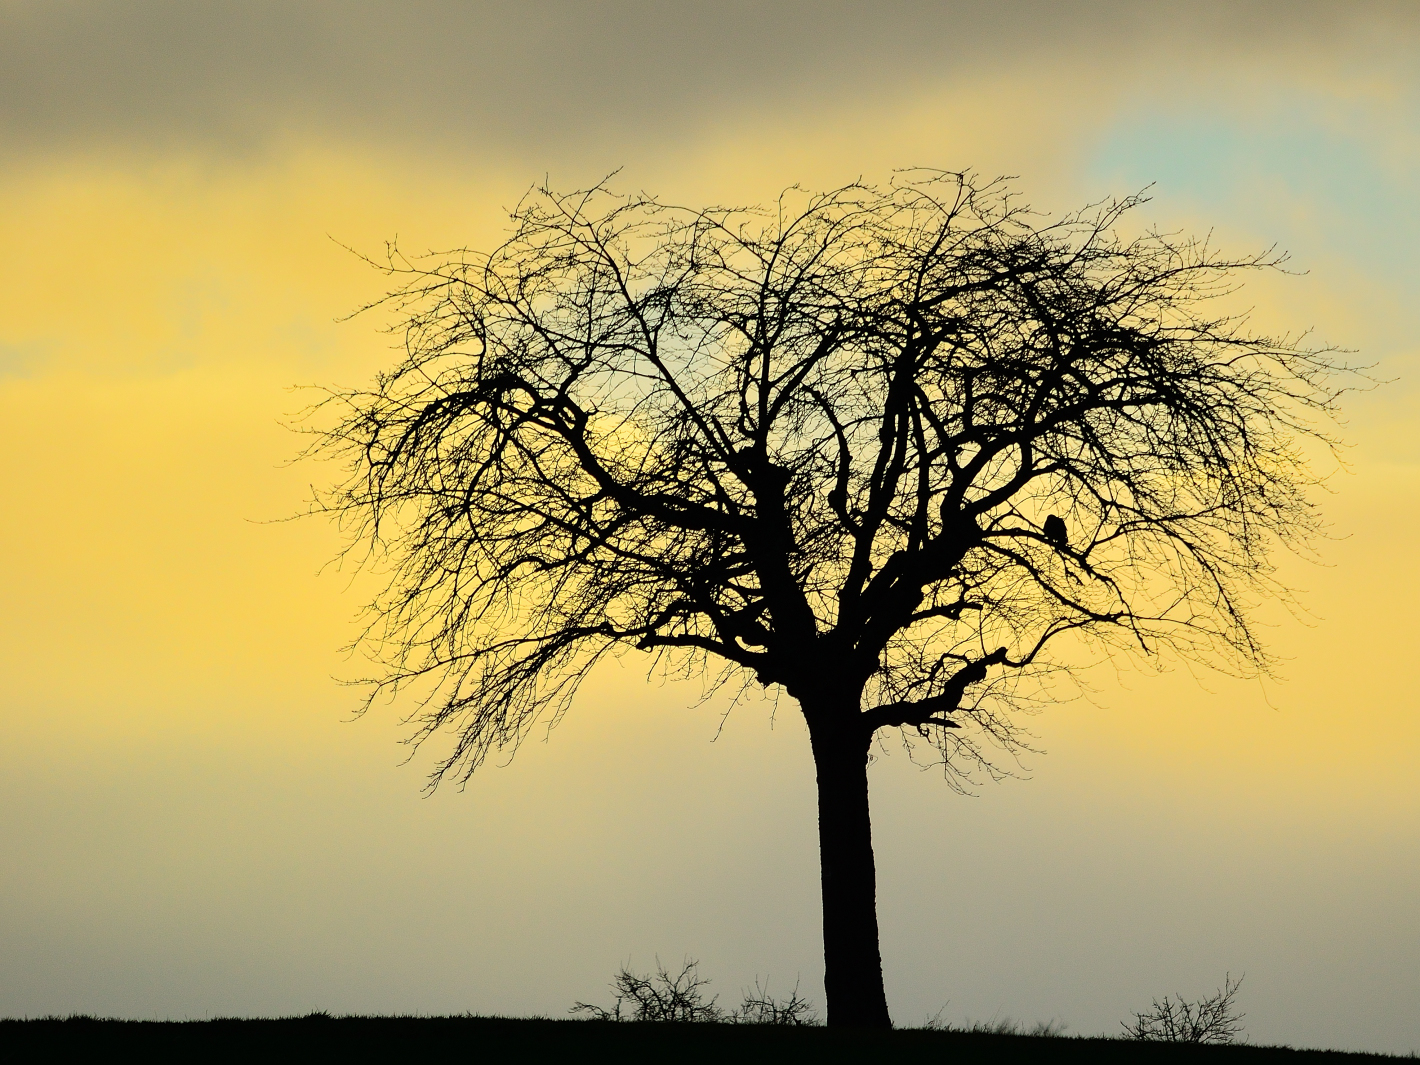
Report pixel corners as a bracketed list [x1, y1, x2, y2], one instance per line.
[312, 172, 1349, 1027]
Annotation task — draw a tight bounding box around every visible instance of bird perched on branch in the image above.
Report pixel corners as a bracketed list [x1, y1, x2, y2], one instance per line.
[1043, 514, 1068, 548]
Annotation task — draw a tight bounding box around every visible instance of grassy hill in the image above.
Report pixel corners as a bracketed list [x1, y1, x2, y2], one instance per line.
[1, 1016, 1410, 1063]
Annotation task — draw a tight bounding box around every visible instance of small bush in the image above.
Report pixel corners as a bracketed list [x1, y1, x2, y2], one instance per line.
[731, 978, 818, 1026]
[572, 959, 818, 1025]
[1124, 974, 1246, 1044]
[572, 958, 721, 1022]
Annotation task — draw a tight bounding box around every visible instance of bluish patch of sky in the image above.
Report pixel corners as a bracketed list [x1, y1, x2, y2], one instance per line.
[1085, 88, 1420, 460]
[0, 341, 41, 379]
[1085, 95, 1420, 292]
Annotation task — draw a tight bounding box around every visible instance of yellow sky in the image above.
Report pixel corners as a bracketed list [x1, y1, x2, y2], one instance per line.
[1, 4, 1417, 1052]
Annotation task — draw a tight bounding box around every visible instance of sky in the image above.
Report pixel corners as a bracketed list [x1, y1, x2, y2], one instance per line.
[1, 0, 1417, 1052]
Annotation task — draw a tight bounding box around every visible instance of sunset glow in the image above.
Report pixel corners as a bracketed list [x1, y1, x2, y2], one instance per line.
[1, 3, 1416, 1052]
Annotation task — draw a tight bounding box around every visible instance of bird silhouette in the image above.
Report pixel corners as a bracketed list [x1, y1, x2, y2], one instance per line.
[1043, 514, 1068, 548]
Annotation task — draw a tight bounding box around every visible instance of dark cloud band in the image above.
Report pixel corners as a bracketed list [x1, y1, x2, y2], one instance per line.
[0, 0, 1410, 161]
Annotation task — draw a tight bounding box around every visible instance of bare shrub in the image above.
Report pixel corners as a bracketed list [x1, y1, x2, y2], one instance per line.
[572, 959, 819, 1024]
[1124, 974, 1246, 1043]
[731, 978, 819, 1025]
[572, 958, 722, 1022]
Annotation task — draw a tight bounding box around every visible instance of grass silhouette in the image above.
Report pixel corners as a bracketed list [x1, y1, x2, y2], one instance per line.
[2, 1015, 1412, 1063]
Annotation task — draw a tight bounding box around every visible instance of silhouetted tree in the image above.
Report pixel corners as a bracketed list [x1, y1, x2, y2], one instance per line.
[314, 172, 1348, 1028]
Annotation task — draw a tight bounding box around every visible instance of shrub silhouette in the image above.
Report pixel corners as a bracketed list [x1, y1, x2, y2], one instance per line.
[1124, 974, 1245, 1043]
[731, 978, 818, 1026]
[572, 959, 817, 1025]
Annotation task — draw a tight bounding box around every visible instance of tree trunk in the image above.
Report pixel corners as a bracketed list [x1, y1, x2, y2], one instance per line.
[809, 719, 892, 1028]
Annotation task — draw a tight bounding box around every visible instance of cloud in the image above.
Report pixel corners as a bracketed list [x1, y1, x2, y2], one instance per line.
[1, 1, 1414, 163]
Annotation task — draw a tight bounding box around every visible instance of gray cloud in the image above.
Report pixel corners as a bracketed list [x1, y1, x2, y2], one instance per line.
[1, 1, 1414, 163]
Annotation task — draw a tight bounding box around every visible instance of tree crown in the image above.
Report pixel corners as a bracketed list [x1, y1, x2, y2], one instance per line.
[313, 172, 1350, 785]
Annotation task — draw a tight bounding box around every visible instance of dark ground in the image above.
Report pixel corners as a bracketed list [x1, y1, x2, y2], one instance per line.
[1, 1016, 1410, 1064]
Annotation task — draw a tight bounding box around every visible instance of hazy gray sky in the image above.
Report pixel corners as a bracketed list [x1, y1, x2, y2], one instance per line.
[2, 1, 1413, 161]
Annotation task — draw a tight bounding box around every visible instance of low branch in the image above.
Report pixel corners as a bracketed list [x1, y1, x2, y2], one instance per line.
[861, 646, 1009, 734]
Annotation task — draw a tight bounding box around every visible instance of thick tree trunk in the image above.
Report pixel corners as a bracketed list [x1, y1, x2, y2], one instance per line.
[809, 720, 892, 1028]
